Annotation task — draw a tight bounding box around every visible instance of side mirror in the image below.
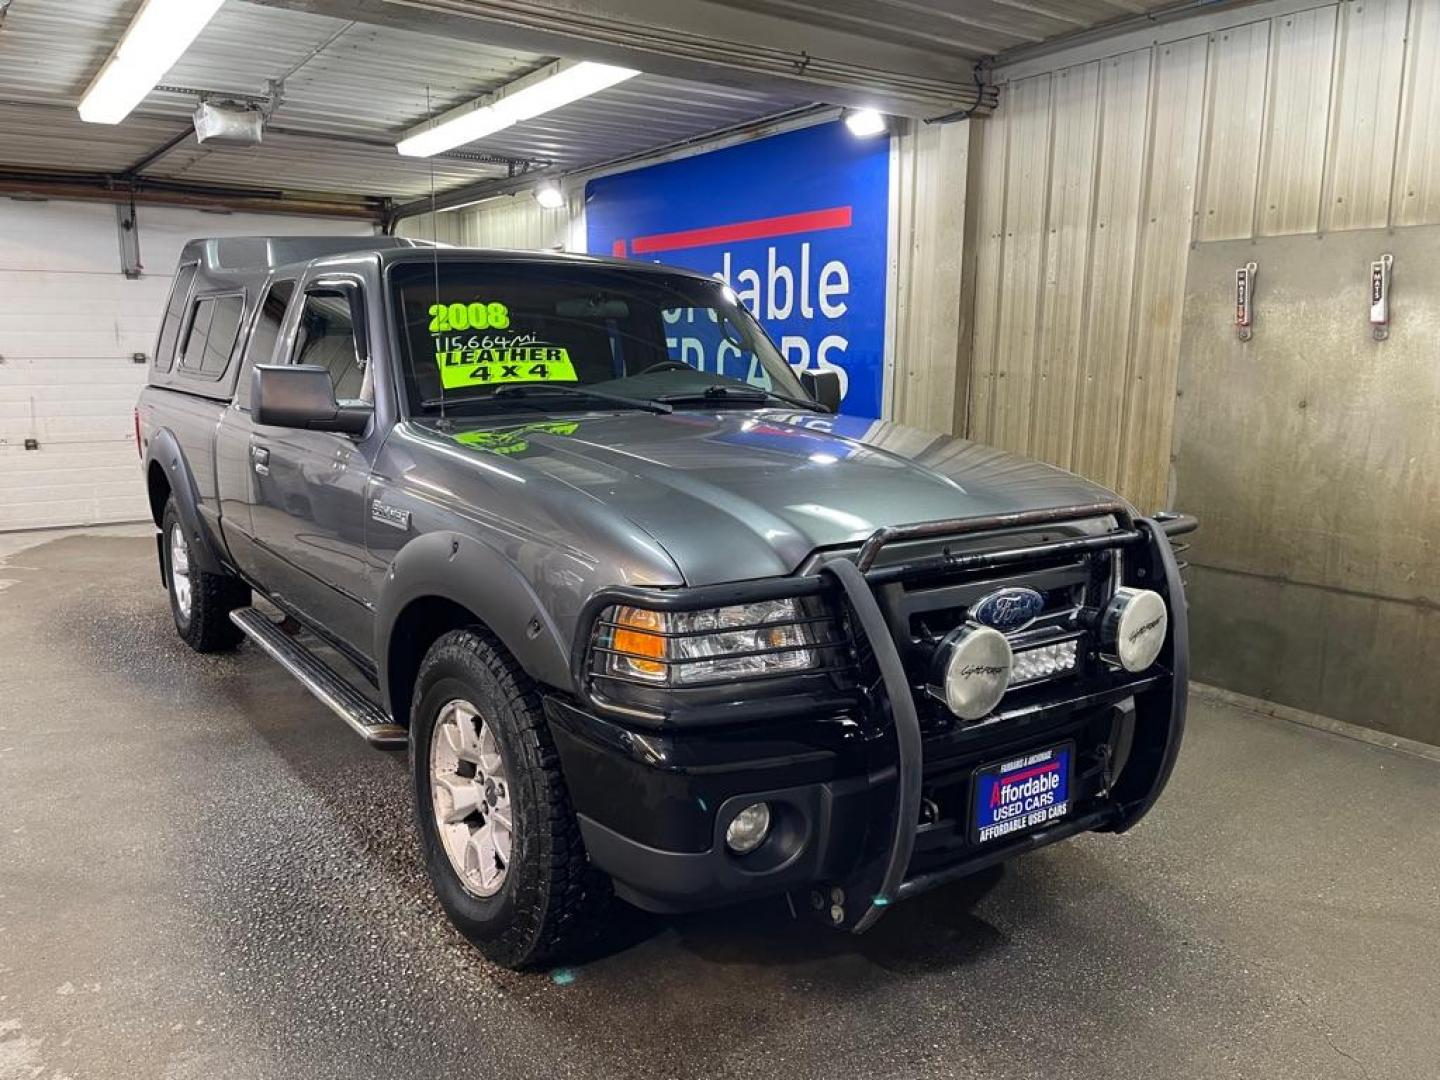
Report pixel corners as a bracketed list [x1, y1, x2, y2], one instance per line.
[800, 369, 842, 413]
[252, 365, 372, 435]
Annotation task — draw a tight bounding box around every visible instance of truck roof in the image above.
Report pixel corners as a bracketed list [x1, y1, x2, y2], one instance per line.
[179, 235, 427, 274]
[178, 235, 717, 289]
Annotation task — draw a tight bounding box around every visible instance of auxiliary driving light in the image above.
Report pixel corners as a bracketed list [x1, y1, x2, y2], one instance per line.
[725, 802, 772, 855]
[1100, 587, 1168, 672]
[933, 624, 1013, 721]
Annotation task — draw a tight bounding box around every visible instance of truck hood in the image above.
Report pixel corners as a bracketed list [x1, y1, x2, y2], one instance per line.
[427, 410, 1122, 585]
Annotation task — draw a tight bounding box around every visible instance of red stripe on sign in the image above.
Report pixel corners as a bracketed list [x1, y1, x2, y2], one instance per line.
[611, 239, 627, 257]
[999, 761, 1059, 786]
[628, 206, 853, 255]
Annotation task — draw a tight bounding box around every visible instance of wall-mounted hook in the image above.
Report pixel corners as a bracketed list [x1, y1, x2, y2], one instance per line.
[1370, 253, 1393, 341]
[1235, 261, 1256, 342]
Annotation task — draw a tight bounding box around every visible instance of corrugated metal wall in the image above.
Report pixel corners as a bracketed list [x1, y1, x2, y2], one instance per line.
[970, 0, 1440, 511]
[397, 197, 570, 250]
[887, 118, 977, 435]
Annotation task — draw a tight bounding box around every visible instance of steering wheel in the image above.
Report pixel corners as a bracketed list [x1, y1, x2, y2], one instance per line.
[636, 360, 693, 375]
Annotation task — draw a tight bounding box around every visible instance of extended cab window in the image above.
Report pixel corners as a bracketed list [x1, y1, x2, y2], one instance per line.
[293, 288, 368, 402]
[154, 263, 197, 373]
[236, 279, 295, 409]
[177, 294, 245, 379]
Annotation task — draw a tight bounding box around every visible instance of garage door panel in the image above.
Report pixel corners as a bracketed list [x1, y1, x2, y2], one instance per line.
[0, 202, 128, 274]
[6, 426, 134, 449]
[0, 463, 140, 497]
[0, 443, 146, 530]
[0, 396, 145, 421]
[0, 377, 146, 403]
[0, 334, 160, 360]
[0, 200, 369, 530]
[0, 269, 172, 303]
[0, 271, 172, 359]
[0, 443, 137, 470]
[0, 357, 150, 388]
[0, 490, 148, 531]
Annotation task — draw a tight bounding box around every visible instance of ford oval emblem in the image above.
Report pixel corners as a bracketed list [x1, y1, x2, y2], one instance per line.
[969, 587, 1045, 633]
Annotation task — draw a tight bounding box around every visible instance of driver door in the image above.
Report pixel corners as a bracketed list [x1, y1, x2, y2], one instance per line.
[248, 278, 377, 651]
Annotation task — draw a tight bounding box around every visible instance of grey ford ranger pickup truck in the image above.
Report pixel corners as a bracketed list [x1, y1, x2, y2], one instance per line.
[137, 236, 1195, 968]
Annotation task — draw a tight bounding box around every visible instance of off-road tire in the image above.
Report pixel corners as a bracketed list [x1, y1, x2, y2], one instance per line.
[162, 497, 249, 652]
[410, 627, 609, 968]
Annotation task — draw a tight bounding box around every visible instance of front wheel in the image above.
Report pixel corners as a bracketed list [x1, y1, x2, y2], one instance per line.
[410, 628, 608, 968]
[162, 498, 248, 652]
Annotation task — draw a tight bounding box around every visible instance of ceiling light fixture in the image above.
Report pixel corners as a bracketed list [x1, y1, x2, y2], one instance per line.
[78, 0, 225, 124]
[397, 60, 639, 158]
[534, 184, 565, 209]
[843, 108, 888, 138]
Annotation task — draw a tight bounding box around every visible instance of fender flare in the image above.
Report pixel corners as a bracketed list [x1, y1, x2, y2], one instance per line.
[374, 530, 574, 713]
[145, 428, 225, 574]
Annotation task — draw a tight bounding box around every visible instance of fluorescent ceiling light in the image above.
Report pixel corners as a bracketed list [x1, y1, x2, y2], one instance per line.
[534, 184, 565, 209]
[397, 60, 640, 158]
[844, 109, 888, 138]
[78, 0, 225, 124]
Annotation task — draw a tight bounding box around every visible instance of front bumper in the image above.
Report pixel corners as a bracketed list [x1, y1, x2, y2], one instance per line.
[551, 511, 1193, 924]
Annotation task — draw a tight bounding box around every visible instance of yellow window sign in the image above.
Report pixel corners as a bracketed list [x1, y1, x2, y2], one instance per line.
[427, 301, 511, 333]
[435, 345, 578, 390]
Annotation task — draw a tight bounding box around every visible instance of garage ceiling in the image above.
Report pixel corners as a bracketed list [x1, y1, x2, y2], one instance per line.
[0, 0, 809, 206]
[711, 0, 1186, 59]
[0, 0, 1209, 214]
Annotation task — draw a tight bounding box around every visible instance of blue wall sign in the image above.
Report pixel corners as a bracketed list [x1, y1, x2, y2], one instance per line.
[584, 121, 890, 417]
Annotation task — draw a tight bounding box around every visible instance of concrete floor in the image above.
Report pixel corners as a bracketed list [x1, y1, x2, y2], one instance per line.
[2, 530, 1437, 1080]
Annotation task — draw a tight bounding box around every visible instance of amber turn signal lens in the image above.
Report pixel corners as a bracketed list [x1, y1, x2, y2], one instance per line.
[611, 607, 667, 678]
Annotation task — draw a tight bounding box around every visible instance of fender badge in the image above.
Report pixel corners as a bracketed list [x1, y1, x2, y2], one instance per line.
[371, 501, 410, 531]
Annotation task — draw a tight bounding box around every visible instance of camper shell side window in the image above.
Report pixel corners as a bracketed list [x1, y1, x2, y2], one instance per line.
[153, 262, 199, 373]
[176, 292, 247, 383]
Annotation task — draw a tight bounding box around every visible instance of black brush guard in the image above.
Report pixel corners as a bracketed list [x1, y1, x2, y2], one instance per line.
[825, 504, 1195, 931]
[575, 502, 1197, 931]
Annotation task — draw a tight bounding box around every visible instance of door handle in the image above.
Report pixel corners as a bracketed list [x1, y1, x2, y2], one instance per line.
[252, 446, 270, 476]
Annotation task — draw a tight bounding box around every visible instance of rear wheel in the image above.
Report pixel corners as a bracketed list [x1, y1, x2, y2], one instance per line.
[410, 628, 608, 968]
[162, 498, 248, 652]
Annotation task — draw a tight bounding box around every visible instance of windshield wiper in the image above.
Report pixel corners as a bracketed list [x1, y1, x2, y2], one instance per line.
[654, 384, 827, 412]
[423, 384, 672, 414]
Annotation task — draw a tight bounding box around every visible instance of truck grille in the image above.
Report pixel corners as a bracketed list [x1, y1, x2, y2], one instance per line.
[855, 523, 1129, 732]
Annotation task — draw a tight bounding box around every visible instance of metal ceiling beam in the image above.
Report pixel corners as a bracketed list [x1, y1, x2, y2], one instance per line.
[246, 0, 994, 119]
[992, 0, 1267, 78]
[0, 168, 385, 221]
[389, 102, 827, 221]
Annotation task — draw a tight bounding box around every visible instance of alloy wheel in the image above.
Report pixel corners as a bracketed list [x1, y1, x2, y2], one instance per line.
[169, 524, 192, 621]
[429, 698, 513, 897]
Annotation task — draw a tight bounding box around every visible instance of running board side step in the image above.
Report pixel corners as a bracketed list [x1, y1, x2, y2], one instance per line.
[230, 607, 407, 750]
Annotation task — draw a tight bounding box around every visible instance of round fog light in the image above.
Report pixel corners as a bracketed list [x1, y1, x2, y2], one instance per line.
[933, 624, 1013, 721]
[725, 802, 772, 855]
[1101, 587, 1168, 672]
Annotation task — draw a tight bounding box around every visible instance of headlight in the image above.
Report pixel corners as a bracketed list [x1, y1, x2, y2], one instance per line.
[598, 599, 818, 686]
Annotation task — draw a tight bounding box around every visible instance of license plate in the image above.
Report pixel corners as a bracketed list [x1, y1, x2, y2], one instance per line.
[971, 742, 1072, 845]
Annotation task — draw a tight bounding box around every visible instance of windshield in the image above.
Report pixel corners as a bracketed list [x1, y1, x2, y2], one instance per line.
[391, 261, 810, 416]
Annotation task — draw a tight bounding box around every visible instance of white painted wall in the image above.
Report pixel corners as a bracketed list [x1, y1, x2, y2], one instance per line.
[0, 198, 371, 531]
